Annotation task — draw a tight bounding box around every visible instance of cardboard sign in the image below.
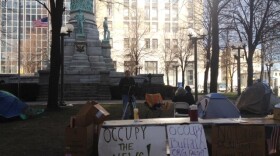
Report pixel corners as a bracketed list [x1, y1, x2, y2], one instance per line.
[212, 125, 265, 156]
[98, 126, 166, 156]
[167, 124, 208, 156]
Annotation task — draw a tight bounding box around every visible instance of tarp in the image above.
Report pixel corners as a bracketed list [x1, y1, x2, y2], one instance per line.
[0, 90, 28, 118]
[236, 82, 279, 116]
[197, 93, 240, 119]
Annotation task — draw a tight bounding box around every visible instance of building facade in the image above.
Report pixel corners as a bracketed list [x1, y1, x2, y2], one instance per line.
[0, 0, 70, 74]
[95, 0, 205, 87]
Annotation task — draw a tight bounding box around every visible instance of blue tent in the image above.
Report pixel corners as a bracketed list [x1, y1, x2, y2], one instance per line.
[0, 91, 28, 118]
[197, 93, 240, 119]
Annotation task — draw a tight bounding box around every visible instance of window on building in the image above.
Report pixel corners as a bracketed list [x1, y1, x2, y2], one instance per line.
[165, 6, 170, 21]
[152, 39, 158, 49]
[123, 6, 129, 20]
[145, 22, 150, 32]
[107, 3, 113, 17]
[187, 69, 194, 85]
[165, 23, 170, 32]
[172, 7, 178, 21]
[172, 39, 178, 49]
[145, 39, 150, 49]
[151, 7, 158, 20]
[165, 0, 170, 3]
[152, 0, 158, 3]
[172, 23, 178, 33]
[124, 38, 129, 49]
[165, 39, 170, 48]
[145, 7, 150, 20]
[151, 22, 158, 32]
[145, 0, 150, 4]
[145, 61, 158, 74]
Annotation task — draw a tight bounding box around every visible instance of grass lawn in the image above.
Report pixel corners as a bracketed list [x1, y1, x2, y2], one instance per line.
[0, 102, 174, 156]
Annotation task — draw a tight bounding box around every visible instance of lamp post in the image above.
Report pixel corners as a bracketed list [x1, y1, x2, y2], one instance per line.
[173, 62, 179, 87]
[231, 42, 246, 96]
[188, 28, 207, 102]
[59, 23, 74, 106]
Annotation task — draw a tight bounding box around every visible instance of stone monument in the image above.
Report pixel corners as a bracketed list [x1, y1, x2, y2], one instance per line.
[63, 0, 115, 83]
[38, 0, 115, 100]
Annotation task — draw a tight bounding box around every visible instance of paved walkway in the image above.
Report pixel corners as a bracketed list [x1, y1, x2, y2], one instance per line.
[26, 99, 173, 106]
[26, 100, 147, 106]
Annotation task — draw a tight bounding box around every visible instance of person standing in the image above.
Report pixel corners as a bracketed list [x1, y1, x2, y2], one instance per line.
[119, 70, 136, 119]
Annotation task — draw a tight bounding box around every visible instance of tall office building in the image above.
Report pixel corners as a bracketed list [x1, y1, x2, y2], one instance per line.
[0, 0, 70, 74]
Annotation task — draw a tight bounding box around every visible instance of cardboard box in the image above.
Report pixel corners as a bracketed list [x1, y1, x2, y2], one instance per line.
[65, 123, 94, 156]
[75, 101, 97, 126]
[92, 104, 110, 124]
[76, 101, 110, 126]
[273, 108, 280, 120]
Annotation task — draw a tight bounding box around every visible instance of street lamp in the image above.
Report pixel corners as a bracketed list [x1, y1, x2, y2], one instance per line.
[173, 62, 179, 87]
[59, 23, 74, 106]
[231, 42, 246, 96]
[265, 61, 273, 87]
[188, 28, 207, 102]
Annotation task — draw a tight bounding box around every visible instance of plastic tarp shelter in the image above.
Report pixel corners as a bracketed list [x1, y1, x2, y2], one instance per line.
[0, 90, 28, 118]
[236, 82, 279, 116]
[197, 93, 240, 119]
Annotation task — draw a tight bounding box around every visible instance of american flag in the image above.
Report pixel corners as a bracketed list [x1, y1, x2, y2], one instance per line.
[33, 17, 48, 27]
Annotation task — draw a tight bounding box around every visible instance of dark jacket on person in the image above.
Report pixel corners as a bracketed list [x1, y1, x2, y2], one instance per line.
[119, 77, 136, 96]
[172, 93, 195, 105]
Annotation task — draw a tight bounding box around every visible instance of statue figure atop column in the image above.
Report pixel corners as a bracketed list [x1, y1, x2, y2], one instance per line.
[103, 17, 110, 42]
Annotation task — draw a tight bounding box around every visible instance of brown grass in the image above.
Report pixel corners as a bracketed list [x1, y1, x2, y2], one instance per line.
[0, 103, 174, 156]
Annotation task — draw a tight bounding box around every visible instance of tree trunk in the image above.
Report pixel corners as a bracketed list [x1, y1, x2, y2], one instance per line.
[47, 0, 64, 110]
[210, 0, 219, 93]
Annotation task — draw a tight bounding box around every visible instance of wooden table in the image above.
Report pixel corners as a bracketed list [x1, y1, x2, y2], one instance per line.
[99, 117, 280, 156]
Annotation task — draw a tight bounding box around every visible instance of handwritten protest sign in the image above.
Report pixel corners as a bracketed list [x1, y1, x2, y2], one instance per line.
[212, 125, 265, 156]
[98, 126, 166, 156]
[167, 124, 208, 156]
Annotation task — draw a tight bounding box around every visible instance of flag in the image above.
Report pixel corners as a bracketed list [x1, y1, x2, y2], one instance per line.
[33, 17, 48, 27]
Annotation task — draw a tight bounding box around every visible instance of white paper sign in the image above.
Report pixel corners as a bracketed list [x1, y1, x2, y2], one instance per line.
[167, 124, 208, 156]
[99, 126, 166, 156]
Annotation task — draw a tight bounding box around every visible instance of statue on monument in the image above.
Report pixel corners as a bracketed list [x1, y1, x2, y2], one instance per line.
[103, 17, 110, 41]
[75, 10, 85, 35]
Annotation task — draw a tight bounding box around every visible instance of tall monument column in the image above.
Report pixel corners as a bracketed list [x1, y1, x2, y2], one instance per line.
[62, 0, 115, 83]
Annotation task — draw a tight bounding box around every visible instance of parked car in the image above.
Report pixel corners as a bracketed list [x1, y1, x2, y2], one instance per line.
[218, 84, 227, 92]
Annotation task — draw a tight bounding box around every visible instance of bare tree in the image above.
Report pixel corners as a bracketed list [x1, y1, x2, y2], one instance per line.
[229, 0, 280, 87]
[161, 34, 177, 86]
[35, 0, 64, 110]
[123, 6, 153, 75]
[173, 28, 193, 87]
[205, 0, 231, 93]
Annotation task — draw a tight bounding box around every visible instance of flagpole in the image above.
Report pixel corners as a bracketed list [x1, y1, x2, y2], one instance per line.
[17, 0, 21, 98]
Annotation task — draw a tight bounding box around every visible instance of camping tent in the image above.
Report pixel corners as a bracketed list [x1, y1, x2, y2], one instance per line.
[0, 90, 28, 118]
[197, 93, 240, 119]
[236, 82, 280, 116]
